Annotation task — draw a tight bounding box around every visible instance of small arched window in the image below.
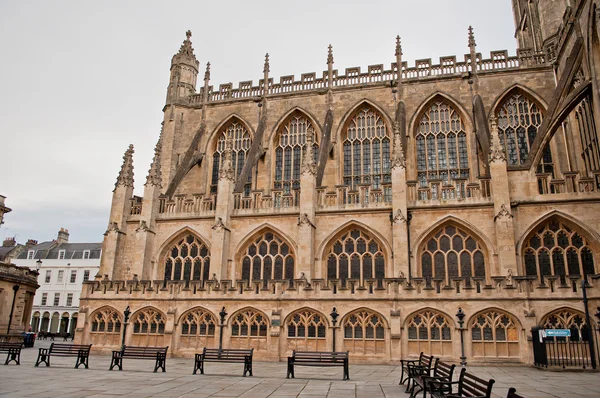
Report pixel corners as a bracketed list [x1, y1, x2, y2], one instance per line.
[164, 234, 210, 282]
[211, 120, 252, 194]
[496, 92, 544, 165]
[326, 229, 385, 287]
[287, 310, 326, 339]
[470, 310, 519, 358]
[416, 100, 469, 200]
[231, 309, 268, 338]
[420, 225, 486, 284]
[90, 307, 122, 334]
[240, 231, 294, 286]
[406, 310, 452, 356]
[343, 310, 386, 354]
[180, 308, 216, 336]
[523, 219, 595, 282]
[541, 309, 589, 341]
[132, 308, 165, 335]
[343, 107, 390, 193]
[274, 113, 319, 194]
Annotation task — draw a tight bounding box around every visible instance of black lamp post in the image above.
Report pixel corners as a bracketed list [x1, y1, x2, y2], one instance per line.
[581, 279, 597, 369]
[6, 285, 19, 334]
[456, 307, 467, 367]
[121, 306, 131, 350]
[218, 307, 227, 350]
[330, 307, 339, 351]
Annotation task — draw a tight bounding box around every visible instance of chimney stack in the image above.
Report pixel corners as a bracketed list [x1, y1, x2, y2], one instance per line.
[57, 228, 70, 244]
[26, 239, 38, 247]
[2, 237, 16, 247]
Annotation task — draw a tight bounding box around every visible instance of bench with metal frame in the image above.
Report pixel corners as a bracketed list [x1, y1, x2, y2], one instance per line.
[412, 360, 456, 398]
[0, 341, 23, 365]
[193, 347, 254, 376]
[401, 353, 436, 393]
[35, 343, 92, 369]
[287, 350, 349, 380]
[429, 367, 495, 398]
[109, 345, 168, 373]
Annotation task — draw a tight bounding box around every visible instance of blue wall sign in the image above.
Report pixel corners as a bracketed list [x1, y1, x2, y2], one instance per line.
[545, 329, 571, 337]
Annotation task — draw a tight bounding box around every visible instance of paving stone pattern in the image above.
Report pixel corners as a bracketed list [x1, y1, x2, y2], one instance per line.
[1, 341, 599, 397]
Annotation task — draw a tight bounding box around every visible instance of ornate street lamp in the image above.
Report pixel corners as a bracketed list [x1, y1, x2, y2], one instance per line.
[456, 307, 467, 367]
[330, 307, 339, 351]
[218, 307, 227, 351]
[121, 305, 131, 350]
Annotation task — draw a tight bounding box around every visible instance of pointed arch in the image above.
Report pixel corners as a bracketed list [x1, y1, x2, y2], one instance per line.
[467, 307, 523, 330]
[341, 307, 389, 329]
[468, 307, 521, 359]
[336, 99, 394, 143]
[158, 228, 211, 282]
[229, 307, 270, 350]
[88, 306, 123, 334]
[229, 306, 270, 326]
[341, 307, 388, 355]
[404, 307, 454, 356]
[234, 223, 298, 260]
[403, 307, 457, 329]
[130, 306, 166, 335]
[268, 107, 323, 148]
[156, 227, 211, 261]
[204, 114, 256, 155]
[488, 84, 548, 120]
[283, 307, 330, 328]
[177, 306, 217, 326]
[539, 307, 590, 341]
[409, 92, 474, 137]
[177, 306, 217, 336]
[316, 220, 392, 262]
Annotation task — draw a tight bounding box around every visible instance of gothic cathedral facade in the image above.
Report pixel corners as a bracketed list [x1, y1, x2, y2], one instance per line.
[78, 0, 600, 364]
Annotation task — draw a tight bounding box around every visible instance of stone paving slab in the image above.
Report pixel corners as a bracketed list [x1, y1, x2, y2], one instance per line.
[1, 340, 599, 397]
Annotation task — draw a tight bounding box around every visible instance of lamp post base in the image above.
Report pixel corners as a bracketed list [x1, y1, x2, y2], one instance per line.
[460, 357, 467, 367]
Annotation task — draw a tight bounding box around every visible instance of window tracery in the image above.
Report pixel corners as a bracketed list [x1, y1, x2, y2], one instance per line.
[542, 309, 589, 341]
[496, 92, 544, 165]
[406, 310, 452, 356]
[287, 310, 326, 339]
[164, 234, 210, 282]
[470, 310, 519, 358]
[274, 113, 319, 195]
[343, 309, 385, 354]
[523, 219, 595, 281]
[132, 308, 165, 335]
[211, 120, 252, 194]
[240, 231, 294, 286]
[231, 309, 268, 338]
[343, 107, 390, 196]
[325, 229, 385, 287]
[420, 226, 486, 284]
[180, 308, 216, 336]
[416, 100, 469, 200]
[90, 307, 122, 334]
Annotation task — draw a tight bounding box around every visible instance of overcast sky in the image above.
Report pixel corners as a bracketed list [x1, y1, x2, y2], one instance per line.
[0, 0, 517, 244]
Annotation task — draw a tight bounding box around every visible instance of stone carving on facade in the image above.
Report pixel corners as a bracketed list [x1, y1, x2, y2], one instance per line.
[297, 213, 315, 228]
[505, 269, 513, 286]
[211, 217, 230, 232]
[488, 116, 506, 164]
[494, 204, 513, 221]
[218, 135, 235, 181]
[523, 306, 536, 318]
[136, 220, 150, 233]
[572, 66, 585, 90]
[299, 272, 312, 288]
[114, 144, 134, 190]
[301, 134, 317, 176]
[105, 221, 120, 235]
[391, 209, 407, 224]
[390, 122, 406, 170]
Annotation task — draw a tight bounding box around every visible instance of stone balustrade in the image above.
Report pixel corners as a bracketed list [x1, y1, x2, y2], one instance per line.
[156, 194, 216, 219]
[406, 178, 492, 206]
[537, 171, 600, 196]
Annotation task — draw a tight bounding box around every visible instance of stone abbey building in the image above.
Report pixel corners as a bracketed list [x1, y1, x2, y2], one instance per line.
[78, 0, 600, 364]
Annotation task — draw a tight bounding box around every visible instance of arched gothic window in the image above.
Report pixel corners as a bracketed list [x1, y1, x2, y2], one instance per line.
[343, 107, 390, 193]
[574, 96, 600, 188]
[496, 92, 544, 165]
[343, 310, 385, 355]
[416, 100, 469, 199]
[406, 310, 452, 356]
[542, 309, 589, 341]
[90, 307, 122, 334]
[420, 226, 486, 284]
[523, 219, 595, 281]
[470, 310, 519, 358]
[132, 308, 165, 335]
[231, 309, 268, 338]
[240, 232, 294, 286]
[274, 113, 319, 194]
[180, 308, 216, 336]
[326, 229, 385, 287]
[211, 120, 252, 194]
[287, 310, 326, 339]
[164, 234, 210, 282]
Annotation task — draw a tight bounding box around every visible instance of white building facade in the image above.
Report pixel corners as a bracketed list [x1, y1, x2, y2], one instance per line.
[13, 228, 100, 336]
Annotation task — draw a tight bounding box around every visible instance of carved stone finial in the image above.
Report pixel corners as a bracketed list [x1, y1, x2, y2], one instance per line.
[186, 30, 192, 39]
[263, 53, 270, 74]
[301, 133, 317, 176]
[494, 204, 513, 221]
[395, 35, 403, 57]
[204, 62, 211, 83]
[176, 30, 196, 59]
[327, 44, 334, 65]
[145, 134, 162, 187]
[468, 25, 476, 48]
[390, 122, 406, 169]
[488, 116, 506, 163]
[115, 144, 134, 191]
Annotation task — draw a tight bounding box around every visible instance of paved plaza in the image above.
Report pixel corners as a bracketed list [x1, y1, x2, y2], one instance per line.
[1, 341, 599, 397]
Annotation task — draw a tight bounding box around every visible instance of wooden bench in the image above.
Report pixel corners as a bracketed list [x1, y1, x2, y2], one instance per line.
[287, 350, 349, 380]
[193, 348, 254, 376]
[507, 387, 524, 398]
[109, 345, 168, 372]
[430, 368, 495, 398]
[400, 353, 435, 393]
[35, 343, 92, 369]
[412, 360, 456, 398]
[0, 342, 23, 365]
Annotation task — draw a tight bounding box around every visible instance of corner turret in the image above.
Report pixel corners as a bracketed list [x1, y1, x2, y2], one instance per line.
[166, 30, 200, 104]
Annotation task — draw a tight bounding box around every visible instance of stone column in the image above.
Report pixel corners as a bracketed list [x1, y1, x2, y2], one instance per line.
[298, 134, 317, 279]
[488, 118, 517, 276]
[391, 124, 409, 279]
[99, 145, 134, 280]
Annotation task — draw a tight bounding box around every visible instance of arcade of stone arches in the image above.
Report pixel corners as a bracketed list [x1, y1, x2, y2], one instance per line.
[85, 304, 591, 361]
[30, 311, 78, 335]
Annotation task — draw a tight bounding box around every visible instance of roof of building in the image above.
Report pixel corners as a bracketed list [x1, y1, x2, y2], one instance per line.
[0, 245, 20, 261]
[16, 241, 102, 260]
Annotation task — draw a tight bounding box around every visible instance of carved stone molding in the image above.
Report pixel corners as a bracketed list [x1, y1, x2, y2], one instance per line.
[488, 117, 506, 164]
[494, 204, 513, 221]
[297, 213, 316, 228]
[391, 209, 407, 224]
[104, 222, 120, 235]
[211, 217, 230, 232]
